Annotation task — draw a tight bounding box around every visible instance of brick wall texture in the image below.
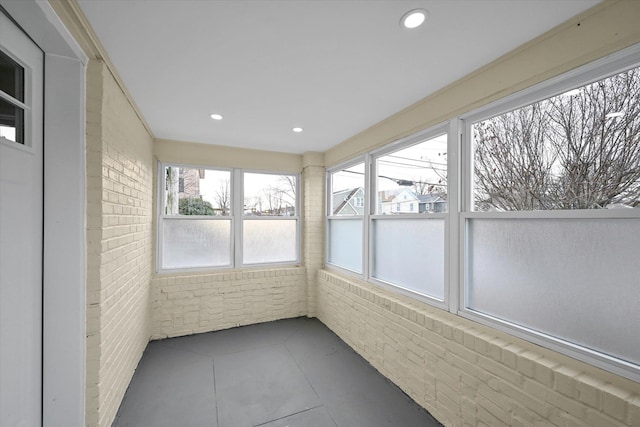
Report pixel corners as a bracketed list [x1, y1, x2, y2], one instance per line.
[302, 162, 325, 317]
[316, 269, 640, 427]
[151, 268, 307, 339]
[85, 60, 154, 427]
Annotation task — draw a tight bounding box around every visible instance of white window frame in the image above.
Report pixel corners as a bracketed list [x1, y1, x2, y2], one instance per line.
[325, 156, 366, 276]
[324, 43, 640, 382]
[458, 43, 640, 382]
[325, 123, 457, 310]
[368, 124, 452, 309]
[240, 169, 301, 268]
[157, 162, 301, 273]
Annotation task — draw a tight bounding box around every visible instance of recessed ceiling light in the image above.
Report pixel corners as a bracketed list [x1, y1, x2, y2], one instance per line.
[401, 9, 428, 29]
[210, 114, 223, 120]
[292, 127, 303, 133]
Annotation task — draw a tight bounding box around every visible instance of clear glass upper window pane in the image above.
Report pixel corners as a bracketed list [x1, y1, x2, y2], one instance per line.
[244, 173, 297, 216]
[473, 65, 640, 211]
[376, 135, 448, 214]
[0, 50, 24, 102]
[164, 166, 230, 215]
[330, 162, 365, 216]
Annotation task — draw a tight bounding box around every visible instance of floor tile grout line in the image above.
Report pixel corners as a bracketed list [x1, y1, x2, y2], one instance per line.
[251, 404, 326, 427]
[212, 357, 219, 427]
[153, 339, 217, 359]
[214, 340, 284, 357]
[283, 342, 341, 427]
[283, 340, 323, 402]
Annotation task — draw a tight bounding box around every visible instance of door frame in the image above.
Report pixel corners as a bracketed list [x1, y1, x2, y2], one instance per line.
[0, 1, 87, 425]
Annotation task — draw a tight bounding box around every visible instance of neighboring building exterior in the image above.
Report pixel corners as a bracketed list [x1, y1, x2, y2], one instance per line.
[379, 187, 419, 214]
[178, 168, 203, 198]
[335, 187, 448, 215]
[417, 193, 447, 213]
[378, 188, 448, 214]
[332, 187, 365, 215]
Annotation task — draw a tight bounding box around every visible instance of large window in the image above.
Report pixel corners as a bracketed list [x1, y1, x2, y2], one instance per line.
[158, 164, 299, 271]
[462, 48, 640, 379]
[326, 127, 449, 304]
[326, 44, 640, 381]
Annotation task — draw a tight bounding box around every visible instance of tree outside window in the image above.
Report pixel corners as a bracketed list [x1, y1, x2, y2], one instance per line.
[474, 66, 640, 211]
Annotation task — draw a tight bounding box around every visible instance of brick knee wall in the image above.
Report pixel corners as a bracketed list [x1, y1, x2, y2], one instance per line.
[316, 269, 640, 427]
[151, 267, 307, 339]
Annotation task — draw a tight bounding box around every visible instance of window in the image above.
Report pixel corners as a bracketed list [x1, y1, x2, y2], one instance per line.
[161, 166, 232, 270]
[243, 172, 298, 264]
[326, 44, 640, 381]
[461, 46, 640, 380]
[0, 50, 25, 144]
[158, 164, 299, 271]
[371, 131, 447, 301]
[326, 128, 449, 303]
[327, 161, 364, 273]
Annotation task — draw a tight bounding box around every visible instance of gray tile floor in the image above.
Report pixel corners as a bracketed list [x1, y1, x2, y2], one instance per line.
[113, 317, 442, 427]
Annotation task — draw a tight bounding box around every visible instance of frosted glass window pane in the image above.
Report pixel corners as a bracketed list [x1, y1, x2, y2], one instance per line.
[328, 219, 362, 273]
[162, 219, 230, 269]
[467, 218, 640, 366]
[372, 219, 444, 299]
[376, 135, 448, 214]
[243, 220, 297, 264]
[244, 173, 296, 216]
[331, 163, 365, 216]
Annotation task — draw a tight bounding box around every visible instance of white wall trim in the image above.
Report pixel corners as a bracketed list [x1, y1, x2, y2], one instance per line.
[0, 1, 87, 425]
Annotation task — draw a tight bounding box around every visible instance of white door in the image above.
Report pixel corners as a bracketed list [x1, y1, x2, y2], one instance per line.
[0, 10, 44, 427]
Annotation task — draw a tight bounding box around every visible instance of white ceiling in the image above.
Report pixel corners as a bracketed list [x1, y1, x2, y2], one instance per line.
[77, 0, 601, 154]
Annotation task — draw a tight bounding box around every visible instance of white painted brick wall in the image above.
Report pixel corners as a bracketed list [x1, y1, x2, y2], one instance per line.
[85, 60, 154, 427]
[316, 269, 640, 427]
[151, 267, 307, 339]
[302, 159, 325, 317]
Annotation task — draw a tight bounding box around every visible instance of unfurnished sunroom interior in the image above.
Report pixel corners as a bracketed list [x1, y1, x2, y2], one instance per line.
[1, 0, 640, 426]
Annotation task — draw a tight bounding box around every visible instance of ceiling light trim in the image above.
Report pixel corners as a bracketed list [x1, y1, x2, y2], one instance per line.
[401, 9, 428, 29]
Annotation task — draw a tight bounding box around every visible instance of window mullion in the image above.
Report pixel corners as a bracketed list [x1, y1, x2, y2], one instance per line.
[447, 119, 461, 314]
[157, 161, 165, 272]
[233, 168, 242, 267]
[363, 154, 372, 280]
